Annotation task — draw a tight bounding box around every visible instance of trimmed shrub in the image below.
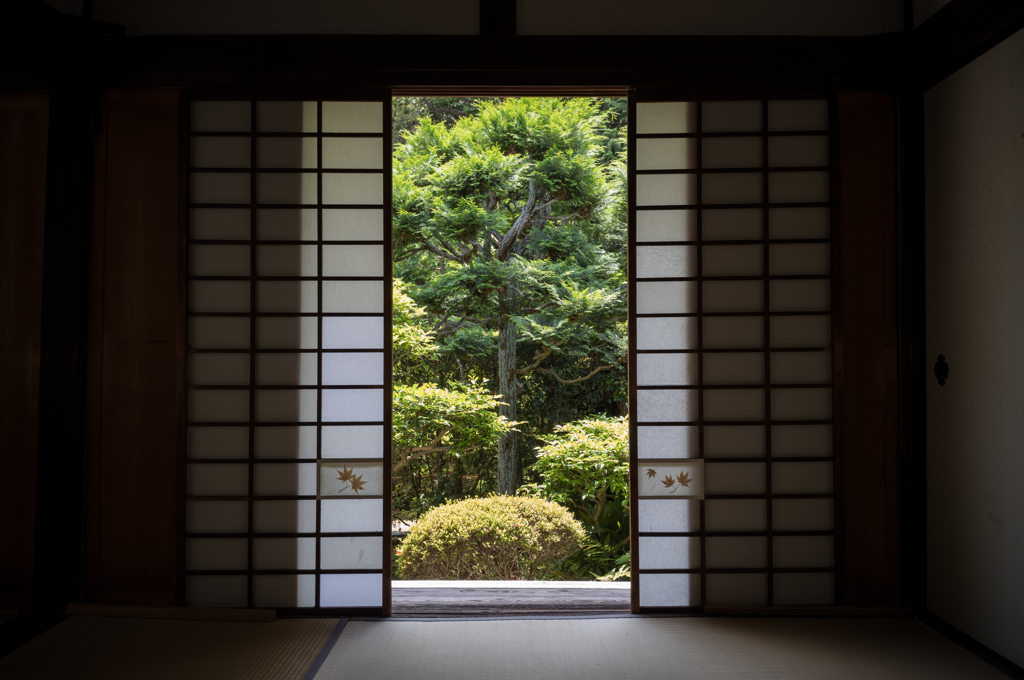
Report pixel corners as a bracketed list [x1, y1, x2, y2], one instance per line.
[395, 495, 586, 580]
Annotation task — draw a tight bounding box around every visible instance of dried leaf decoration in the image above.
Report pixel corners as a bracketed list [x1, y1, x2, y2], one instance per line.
[646, 468, 657, 479]
[676, 471, 691, 488]
[335, 466, 366, 494]
[661, 474, 676, 488]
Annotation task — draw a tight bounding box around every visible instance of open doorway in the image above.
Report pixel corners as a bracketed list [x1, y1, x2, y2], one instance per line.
[388, 96, 632, 615]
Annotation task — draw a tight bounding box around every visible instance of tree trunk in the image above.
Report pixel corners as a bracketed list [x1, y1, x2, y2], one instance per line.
[496, 309, 518, 495]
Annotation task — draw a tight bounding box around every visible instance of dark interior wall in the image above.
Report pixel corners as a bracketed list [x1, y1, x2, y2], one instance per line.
[924, 26, 1024, 667]
[0, 94, 49, 612]
[836, 92, 900, 606]
[85, 90, 182, 606]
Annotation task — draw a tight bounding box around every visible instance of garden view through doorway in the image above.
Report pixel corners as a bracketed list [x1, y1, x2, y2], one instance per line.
[388, 97, 632, 614]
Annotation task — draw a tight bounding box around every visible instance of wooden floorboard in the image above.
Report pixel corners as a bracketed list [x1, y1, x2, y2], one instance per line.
[391, 586, 631, 617]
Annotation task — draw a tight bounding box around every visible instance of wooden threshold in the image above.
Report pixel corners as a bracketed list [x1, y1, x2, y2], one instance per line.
[65, 603, 276, 622]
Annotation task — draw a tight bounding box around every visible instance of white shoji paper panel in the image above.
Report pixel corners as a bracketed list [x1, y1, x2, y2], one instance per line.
[635, 102, 696, 134]
[257, 101, 317, 133]
[190, 353, 250, 385]
[635, 245, 696, 278]
[637, 499, 700, 533]
[191, 244, 251, 277]
[253, 500, 316, 533]
[258, 208, 318, 241]
[706, 574, 767, 605]
[769, 207, 830, 239]
[191, 101, 250, 132]
[702, 245, 762, 276]
[702, 172, 762, 204]
[767, 100, 828, 131]
[323, 209, 385, 240]
[636, 317, 697, 351]
[704, 462, 765, 495]
[704, 352, 764, 385]
[190, 318, 250, 349]
[702, 137, 761, 168]
[254, 426, 317, 459]
[705, 537, 767, 569]
[257, 137, 318, 169]
[639, 574, 699, 607]
[186, 500, 248, 533]
[635, 210, 697, 242]
[257, 353, 318, 386]
[703, 317, 764, 349]
[774, 573, 834, 605]
[702, 208, 761, 240]
[257, 245, 318, 277]
[637, 389, 697, 422]
[636, 137, 697, 171]
[638, 537, 700, 569]
[186, 576, 247, 608]
[191, 137, 251, 168]
[636, 353, 698, 386]
[254, 462, 317, 496]
[768, 136, 829, 167]
[186, 538, 248, 571]
[704, 500, 767, 531]
[771, 424, 832, 457]
[773, 536, 834, 568]
[704, 426, 766, 458]
[702, 101, 761, 132]
[636, 174, 698, 206]
[191, 208, 250, 240]
[187, 464, 249, 496]
[257, 317, 319, 350]
[192, 173, 250, 204]
[320, 574, 382, 607]
[188, 426, 249, 459]
[253, 575, 316, 608]
[636, 426, 699, 459]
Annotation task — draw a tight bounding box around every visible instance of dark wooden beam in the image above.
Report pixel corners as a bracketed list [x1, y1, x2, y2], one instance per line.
[912, 0, 1024, 89]
[32, 85, 95, 614]
[480, 0, 516, 37]
[95, 33, 904, 90]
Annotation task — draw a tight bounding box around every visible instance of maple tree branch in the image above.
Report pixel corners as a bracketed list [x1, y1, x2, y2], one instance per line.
[515, 345, 555, 375]
[535, 364, 617, 385]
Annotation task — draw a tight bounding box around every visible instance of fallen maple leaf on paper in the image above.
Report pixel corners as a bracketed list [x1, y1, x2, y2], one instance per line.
[646, 468, 657, 478]
[677, 471, 692, 487]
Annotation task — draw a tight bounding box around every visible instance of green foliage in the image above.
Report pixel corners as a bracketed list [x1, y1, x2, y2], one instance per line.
[396, 496, 587, 580]
[392, 381, 516, 518]
[522, 417, 629, 543]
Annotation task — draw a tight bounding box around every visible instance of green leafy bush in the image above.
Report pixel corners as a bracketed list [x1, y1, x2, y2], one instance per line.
[521, 416, 629, 543]
[396, 495, 586, 580]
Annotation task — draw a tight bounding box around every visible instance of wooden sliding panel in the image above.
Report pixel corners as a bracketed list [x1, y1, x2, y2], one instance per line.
[86, 90, 182, 605]
[185, 94, 391, 614]
[630, 92, 837, 611]
[0, 94, 49, 612]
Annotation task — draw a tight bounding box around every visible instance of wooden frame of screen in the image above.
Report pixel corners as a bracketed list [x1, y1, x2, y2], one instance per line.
[181, 88, 393, 617]
[628, 88, 844, 614]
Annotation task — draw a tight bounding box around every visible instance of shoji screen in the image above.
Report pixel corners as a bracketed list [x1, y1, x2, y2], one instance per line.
[185, 94, 391, 613]
[629, 94, 837, 610]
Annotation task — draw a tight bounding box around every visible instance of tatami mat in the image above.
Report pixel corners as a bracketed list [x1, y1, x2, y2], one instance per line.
[313, 617, 1009, 680]
[0, 615, 337, 680]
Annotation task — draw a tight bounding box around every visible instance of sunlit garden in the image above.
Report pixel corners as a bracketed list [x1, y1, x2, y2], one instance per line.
[389, 97, 630, 581]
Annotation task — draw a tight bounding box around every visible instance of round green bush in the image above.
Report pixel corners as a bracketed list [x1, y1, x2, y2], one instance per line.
[396, 495, 587, 580]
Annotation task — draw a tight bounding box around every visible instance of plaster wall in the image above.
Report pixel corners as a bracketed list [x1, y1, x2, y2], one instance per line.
[924, 26, 1024, 668]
